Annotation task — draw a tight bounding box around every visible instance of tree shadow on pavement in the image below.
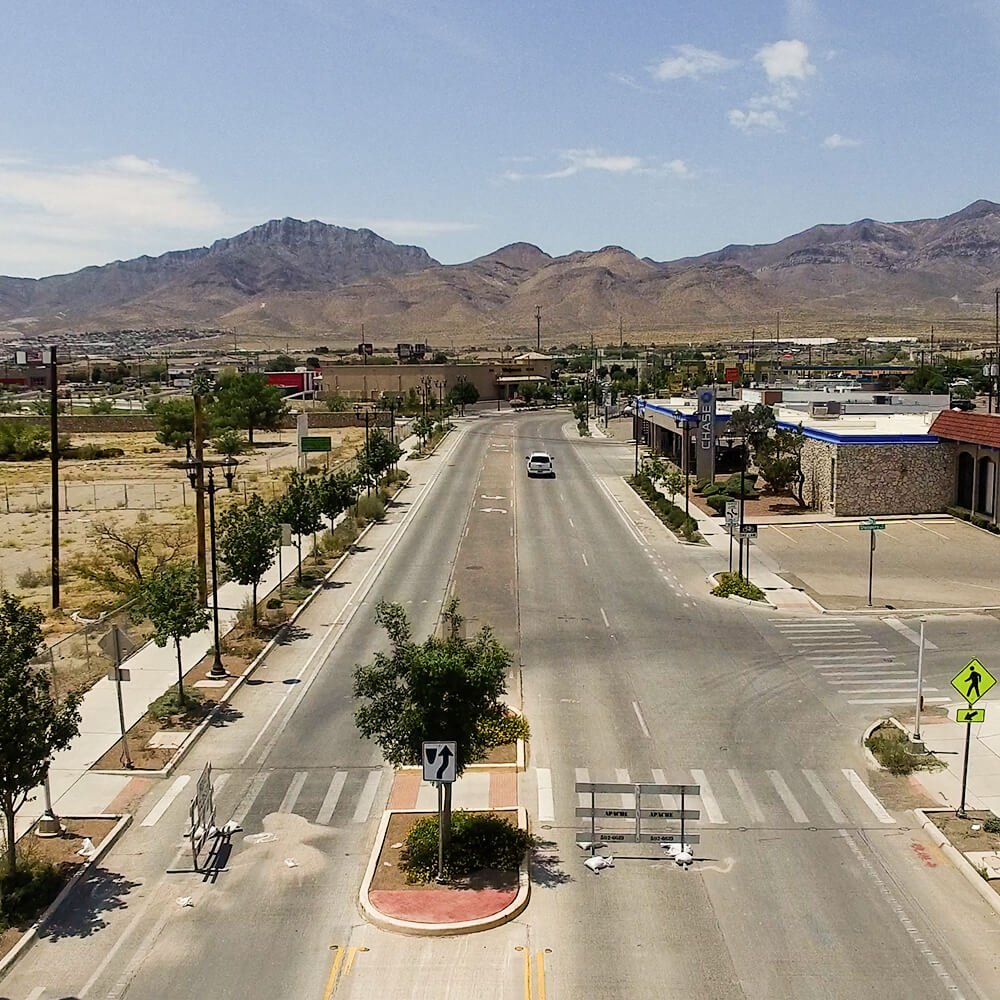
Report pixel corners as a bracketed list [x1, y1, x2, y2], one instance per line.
[209, 703, 243, 728]
[530, 839, 573, 887]
[35, 868, 141, 942]
[274, 624, 311, 646]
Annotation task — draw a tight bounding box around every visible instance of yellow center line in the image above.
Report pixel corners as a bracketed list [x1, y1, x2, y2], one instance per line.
[536, 950, 547, 1000]
[517, 945, 532, 999]
[344, 945, 368, 975]
[323, 946, 345, 1000]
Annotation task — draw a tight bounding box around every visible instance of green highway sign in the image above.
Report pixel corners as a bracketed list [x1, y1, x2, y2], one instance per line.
[951, 658, 996, 707]
[858, 519, 886, 532]
[300, 436, 332, 453]
[957, 707, 986, 724]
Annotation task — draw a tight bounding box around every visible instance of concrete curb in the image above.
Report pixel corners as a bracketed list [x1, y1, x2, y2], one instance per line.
[358, 806, 530, 936]
[0, 812, 132, 976]
[860, 716, 896, 770]
[90, 490, 393, 780]
[706, 573, 774, 609]
[915, 808, 1000, 918]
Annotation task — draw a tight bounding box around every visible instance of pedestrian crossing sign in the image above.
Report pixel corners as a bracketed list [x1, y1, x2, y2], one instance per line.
[951, 658, 995, 707]
[957, 707, 986, 724]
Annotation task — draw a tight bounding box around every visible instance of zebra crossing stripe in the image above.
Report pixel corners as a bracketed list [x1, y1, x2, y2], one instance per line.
[575, 767, 590, 808]
[232, 772, 270, 827]
[279, 772, 309, 814]
[766, 770, 809, 823]
[802, 770, 847, 824]
[213, 772, 230, 797]
[843, 768, 895, 824]
[316, 772, 347, 825]
[690, 770, 725, 823]
[352, 771, 382, 823]
[728, 769, 764, 824]
[651, 768, 676, 808]
[616, 768, 632, 807]
[537, 768, 555, 822]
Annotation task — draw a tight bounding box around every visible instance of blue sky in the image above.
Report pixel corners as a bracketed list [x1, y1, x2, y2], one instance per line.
[3, 0, 998, 277]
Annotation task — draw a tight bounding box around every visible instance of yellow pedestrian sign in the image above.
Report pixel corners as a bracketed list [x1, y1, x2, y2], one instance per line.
[957, 707, 986, 724]
[951, 658, 996, 706]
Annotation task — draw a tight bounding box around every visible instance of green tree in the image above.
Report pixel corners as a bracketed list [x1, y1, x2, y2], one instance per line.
[323, 392, 351, 412]
[134, 563, 211, 705]
[212, 373, 287, 445]
[89, 398, 115, 415]
[213, 428, 247, 456]
[903, 366, 948, 394]
[353, 599, 511, 854]
[756, 425, 806, 505]
[518, 382, 537, 405]
[273, 470, 324, 581]
[727, 404, 776, 463]
[218, 495, 281, 629]
[0, 592, 82, 883]
[446, 381, 479, 415]
[359, 428, 402, 488]
[148, 397, 195, 449]
[315, 468, 358, 525]
[265, 354, 297, 372]
[413, 415, 435, 445]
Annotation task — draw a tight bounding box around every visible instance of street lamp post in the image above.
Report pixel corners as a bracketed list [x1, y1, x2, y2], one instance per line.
[435, 379, 446, 411]
[185, 446, 238, 679]
[675, 418, 690, 519]
[354, 402, 375, 496]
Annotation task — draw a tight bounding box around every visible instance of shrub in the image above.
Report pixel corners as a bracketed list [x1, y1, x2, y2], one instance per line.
[401, 811, 532, 882]
[983, 814, 1000, 835]
[147, 687, 207, 723]
[972, 513, 992, 531]
[356, 494, 386, 523]
[479, 709, 530, 748]
[706, 494, 728, 513]
[15, 566, 48, 589]
[711, 572, 766, 602]
[865, 723, 943, 776]
[0, 859, 63, 931]
[266, 597, 283, 609]
[702, 483, 724, 497]
[946, 506, 972, 522]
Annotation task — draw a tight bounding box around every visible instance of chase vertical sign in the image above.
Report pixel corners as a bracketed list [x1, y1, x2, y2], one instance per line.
[695, 387, 716, 482]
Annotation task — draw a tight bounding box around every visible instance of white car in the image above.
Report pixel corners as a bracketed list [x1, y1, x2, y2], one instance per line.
[526, 452, 554, 477]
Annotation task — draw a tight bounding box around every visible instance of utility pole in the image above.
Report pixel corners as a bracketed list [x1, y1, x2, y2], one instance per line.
[48, 345, 60, 608]
[534, 305, 542, 352]
[619, 315, 624, 352]
[994, 288, 999, 413]
[776, 311, 780, 347]
[193, 392, 208, 604]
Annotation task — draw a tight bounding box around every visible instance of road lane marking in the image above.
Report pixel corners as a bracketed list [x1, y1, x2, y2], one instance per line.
[581, 552, 588, 566]
[231, 771, 270, 827]
[819, 670, 915, 677]
[352, 771, 382, 823]
[317, 772, 347, 824]
[651, 769, 676, 809]
[600, 608, 610, 628]
[790, 640, 883, 648]
[26, 988, 45, 1000]
[616, 768, 632, 808]
[537, 768, 554, 822]
[322, 946, 345, 1000]
[632, 701, 650, 738]
[769, 525, 796, 542]
[767, 770, 809, 823]
[140, 775, 190, 828]
[691, 770, 724, 824]
[802, 770, 847, 824]
[910, 519, 950, 538]
[279, 771, 308, 814]
[728, 769, 764, 824]
[212, 772, 230, 797]
[842, 768, 895, 823]
[595, 477, 646, 545]
[882, 616, 939, 650]
[816, 524, 847, 540]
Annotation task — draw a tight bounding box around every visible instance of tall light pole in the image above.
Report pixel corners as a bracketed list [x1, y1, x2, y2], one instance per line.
[535, 305, 541, 352]
[184, 447, 238, 679]
[47, 345, 60, 608]
[354, 402, 373, 496]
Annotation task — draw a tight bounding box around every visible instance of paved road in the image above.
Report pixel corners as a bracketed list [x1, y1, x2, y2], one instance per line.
[3, 413, 1000, 999]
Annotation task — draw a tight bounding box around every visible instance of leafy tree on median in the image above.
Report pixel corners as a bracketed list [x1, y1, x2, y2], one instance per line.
[134, 562, 211, 705]
[273, 470, 324, 581]
[353, 599, 511, 855]
[211, 372, 287, 446]
[358, 428, 402, 488]
[147, 396, 196, 449]
[218, 495, 282, 629]
[315, 468, 358, 525]
[0, 592, 82, 885]
[446, 381, 479, 415]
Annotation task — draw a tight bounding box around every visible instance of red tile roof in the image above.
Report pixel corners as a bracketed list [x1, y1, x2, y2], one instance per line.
[929, 410, 1000, 448]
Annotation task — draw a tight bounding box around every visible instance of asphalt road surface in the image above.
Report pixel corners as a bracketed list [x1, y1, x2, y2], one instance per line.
[3, 412, 1000, 999]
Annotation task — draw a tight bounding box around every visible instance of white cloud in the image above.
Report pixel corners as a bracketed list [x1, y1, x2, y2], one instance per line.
[651, 44, 738, 81]
[353, 218, 478, 239]
[0, 154, 226, 277]
[755, 39, 815, 82]
[502, 149, 695, 182]
[823, 133, 861, 149]
[664, 159, 695, 179]
[728, 108, 784, 132]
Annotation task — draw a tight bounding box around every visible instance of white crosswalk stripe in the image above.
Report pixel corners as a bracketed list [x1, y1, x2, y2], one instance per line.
[316, 772, 347, 825]
[557, 766, 892, 830]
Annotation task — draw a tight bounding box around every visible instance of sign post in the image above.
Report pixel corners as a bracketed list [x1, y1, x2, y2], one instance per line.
[725, 501, 739, 573]
[739, 524, 758, 580]
[950, 658, 996, 816]
[858, 518, 886, 606]
[100, 625, 136, 769]
[422, 741, 457, 880]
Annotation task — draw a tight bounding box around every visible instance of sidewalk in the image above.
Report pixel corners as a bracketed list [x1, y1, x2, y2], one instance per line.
[14, 431, 423, 840]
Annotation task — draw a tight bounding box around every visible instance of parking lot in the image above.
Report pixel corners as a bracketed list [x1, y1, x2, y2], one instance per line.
[755, 517, 1000, 610]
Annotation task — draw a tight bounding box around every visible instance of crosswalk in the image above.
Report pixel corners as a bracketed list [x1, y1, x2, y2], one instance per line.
[538, 765, 896, 830]
[768, 617, 950, 708]
[219, 767, 385, 831]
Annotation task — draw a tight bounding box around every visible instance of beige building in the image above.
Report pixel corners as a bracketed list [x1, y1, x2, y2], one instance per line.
[318, 354, 555, 402]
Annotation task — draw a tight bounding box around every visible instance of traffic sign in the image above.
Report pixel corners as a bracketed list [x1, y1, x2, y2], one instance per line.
[858, 519, 886, 532]
[957, 707, 986, 724]
[739, 524, 758, 540]
[98, 625, 136, 661]
[299, 436, 332, 454]
[951, 658, 996, 706]
[422, 741, 457, 783]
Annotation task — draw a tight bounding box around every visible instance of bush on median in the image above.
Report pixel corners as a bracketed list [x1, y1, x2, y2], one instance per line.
[865, 722, 944, 776]
[710, 572, 765, 602]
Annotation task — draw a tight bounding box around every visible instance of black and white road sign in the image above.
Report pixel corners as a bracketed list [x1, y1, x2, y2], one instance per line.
[422, 741, 457, 783]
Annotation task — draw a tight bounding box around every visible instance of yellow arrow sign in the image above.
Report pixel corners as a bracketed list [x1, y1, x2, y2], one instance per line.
[957, 707, 986, 724]
[951, 658, 996, 706]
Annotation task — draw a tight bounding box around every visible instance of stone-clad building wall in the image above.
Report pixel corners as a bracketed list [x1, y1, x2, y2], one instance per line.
[835, 442, 953, 516]
[800, 438, 835, 512]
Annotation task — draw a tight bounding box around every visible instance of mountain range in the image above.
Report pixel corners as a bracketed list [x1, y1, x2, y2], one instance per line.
[1, 201, 998, 346]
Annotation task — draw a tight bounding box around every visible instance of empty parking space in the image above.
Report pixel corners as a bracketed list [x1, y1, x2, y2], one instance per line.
[755, 518, 1000, 610]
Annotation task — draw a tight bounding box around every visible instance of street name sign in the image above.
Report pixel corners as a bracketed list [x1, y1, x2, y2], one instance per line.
[858, 519, 886, 532]
[957, 707, 986, 724]
[951, 658, 995, 706]
[422, 741, 457, 783]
